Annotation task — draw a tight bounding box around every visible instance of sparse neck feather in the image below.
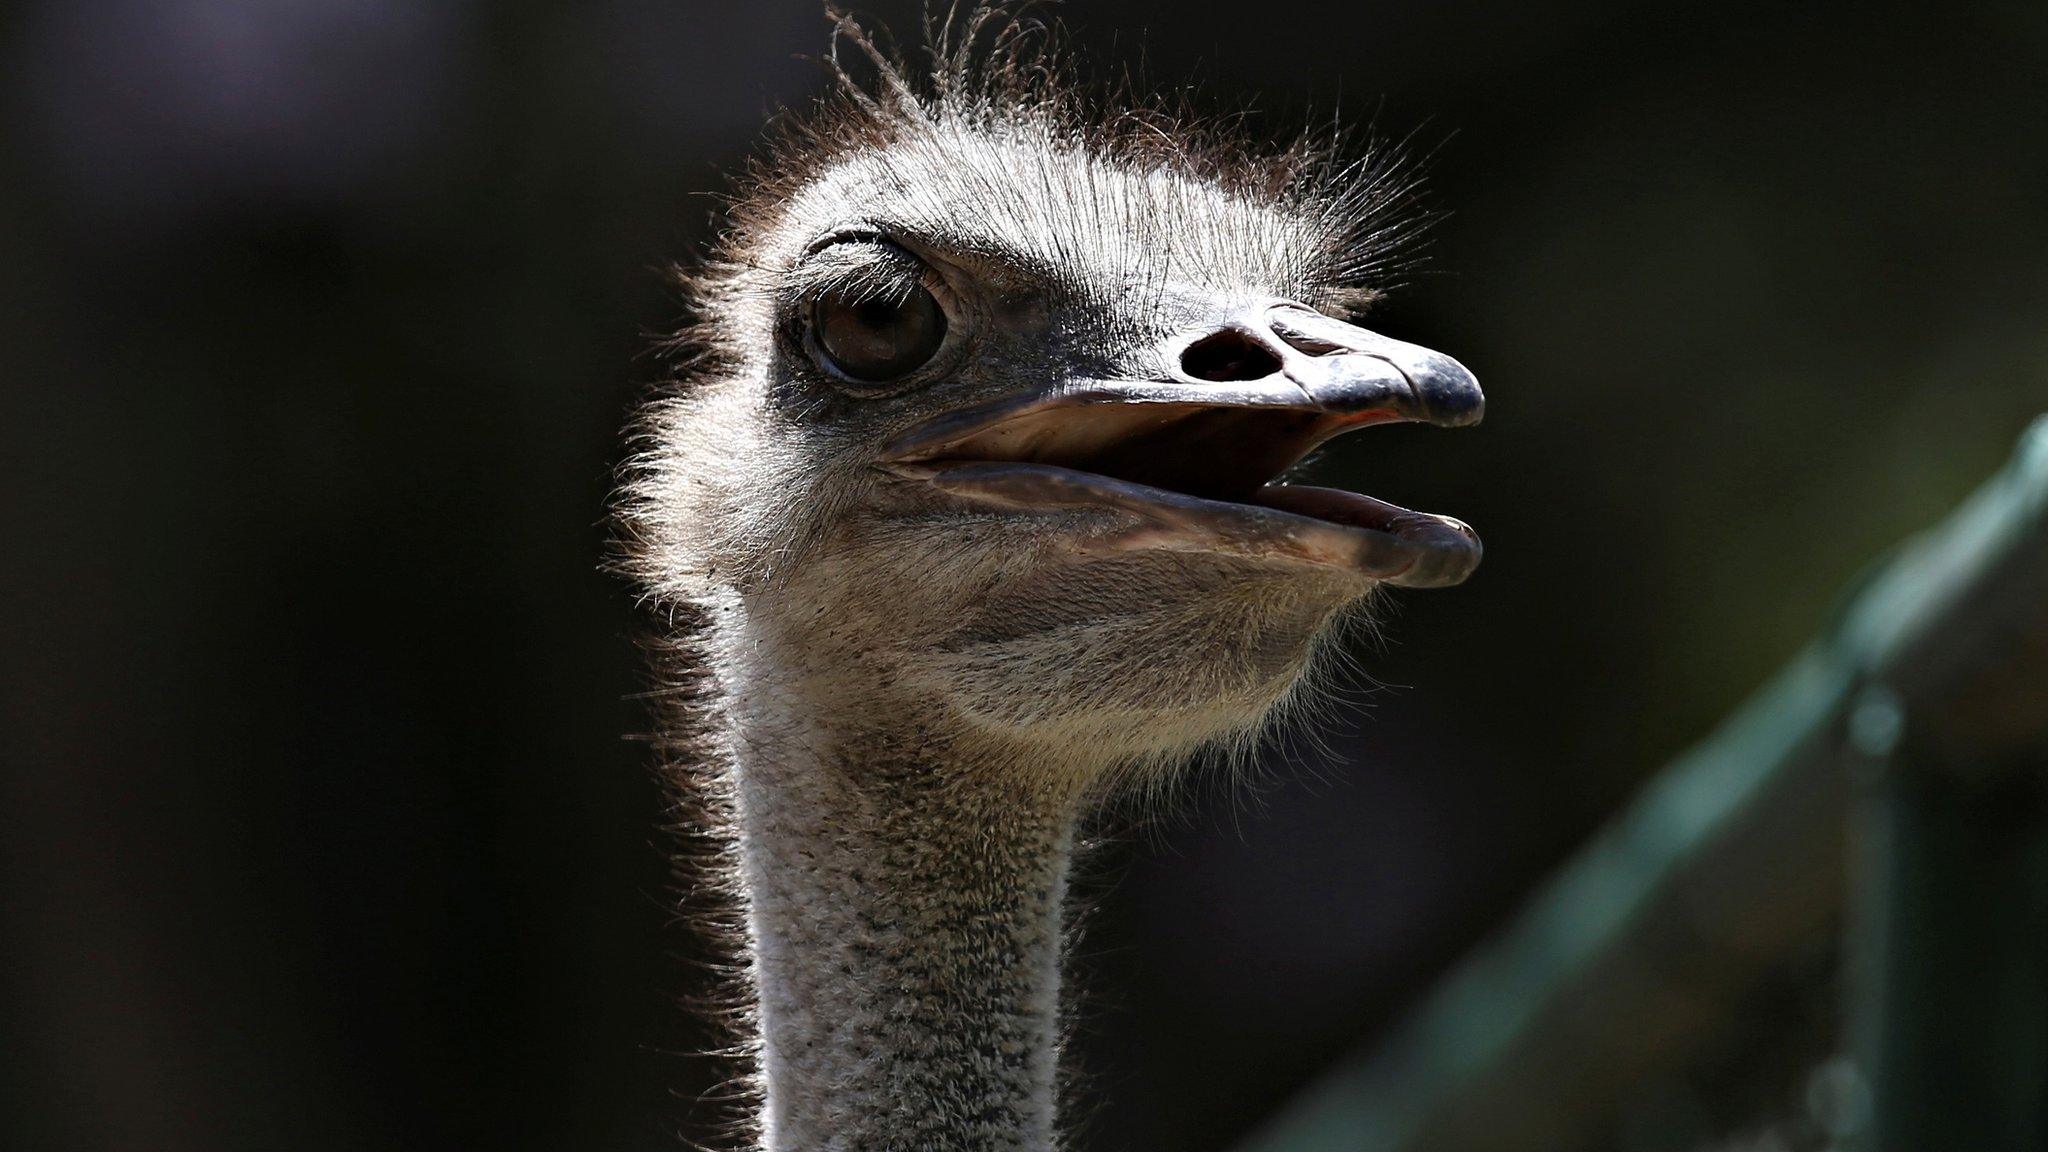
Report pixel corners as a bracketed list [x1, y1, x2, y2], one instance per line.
[727, 667, 1082, 1151]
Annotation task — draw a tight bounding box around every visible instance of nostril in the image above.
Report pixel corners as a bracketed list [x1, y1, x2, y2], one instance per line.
[1180, 329, 1283, 382]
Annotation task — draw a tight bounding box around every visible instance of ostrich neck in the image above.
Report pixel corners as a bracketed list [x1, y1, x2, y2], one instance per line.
[731, 687, 1078, 1151]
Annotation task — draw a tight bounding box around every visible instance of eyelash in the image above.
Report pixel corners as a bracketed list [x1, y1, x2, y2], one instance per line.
[780, 240, 948, 339]
[791, 234, 924, 293]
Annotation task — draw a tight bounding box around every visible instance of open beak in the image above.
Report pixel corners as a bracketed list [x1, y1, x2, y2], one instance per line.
[876, 304, 1485, 588]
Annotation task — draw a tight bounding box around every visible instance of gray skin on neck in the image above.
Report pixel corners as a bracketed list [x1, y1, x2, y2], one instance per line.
[736, 698, 1072, 1150]
[621, 54, 1481, 1152]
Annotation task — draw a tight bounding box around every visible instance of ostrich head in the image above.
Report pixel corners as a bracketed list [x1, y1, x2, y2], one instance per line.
[627, 15, 1482, 777]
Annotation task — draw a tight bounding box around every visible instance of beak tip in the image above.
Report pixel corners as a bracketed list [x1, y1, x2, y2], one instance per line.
[1416, 358, 1484, 427]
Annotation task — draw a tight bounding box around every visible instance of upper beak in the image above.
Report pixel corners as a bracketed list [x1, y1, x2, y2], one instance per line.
[1259, 304, 1485, 428]
[883, 305, 1481, 463]
[876, 303, 1486, 587]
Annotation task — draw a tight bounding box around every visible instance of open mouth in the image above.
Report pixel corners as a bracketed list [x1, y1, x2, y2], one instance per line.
[877, 374, 1484, 588]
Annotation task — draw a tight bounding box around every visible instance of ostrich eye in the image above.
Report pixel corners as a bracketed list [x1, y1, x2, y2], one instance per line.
[811, 284, 947, 384]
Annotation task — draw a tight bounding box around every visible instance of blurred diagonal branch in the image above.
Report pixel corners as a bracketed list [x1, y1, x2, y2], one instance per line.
[1239, 414, 2048, 1152]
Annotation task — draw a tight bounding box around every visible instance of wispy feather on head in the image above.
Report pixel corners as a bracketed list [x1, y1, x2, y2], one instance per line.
[706, 2, 1437, 318]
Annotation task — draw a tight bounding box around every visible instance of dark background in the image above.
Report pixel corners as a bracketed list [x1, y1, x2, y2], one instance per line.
[5, 2, 2044, 1149]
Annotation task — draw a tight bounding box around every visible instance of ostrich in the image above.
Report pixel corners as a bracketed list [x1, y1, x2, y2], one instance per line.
[619, 9, 1484, 1150]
